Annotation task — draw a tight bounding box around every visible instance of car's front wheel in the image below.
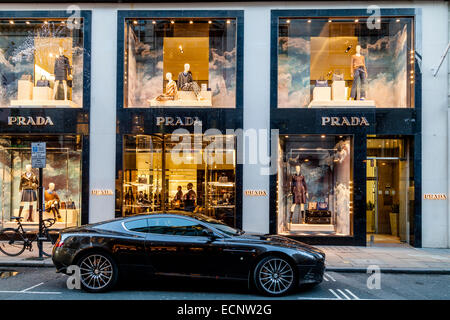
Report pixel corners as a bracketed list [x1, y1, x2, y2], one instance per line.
[253, 256, 297, 296]
[77, 252, 118, 293]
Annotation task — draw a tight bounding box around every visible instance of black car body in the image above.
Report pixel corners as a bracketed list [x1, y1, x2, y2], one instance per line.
[52, 211, 325, 295]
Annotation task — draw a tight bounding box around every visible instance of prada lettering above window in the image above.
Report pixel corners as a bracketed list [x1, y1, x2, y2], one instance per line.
[8, 116, 54, 126]
[156, 116, 202, 127]
[321, 116, 369, 127]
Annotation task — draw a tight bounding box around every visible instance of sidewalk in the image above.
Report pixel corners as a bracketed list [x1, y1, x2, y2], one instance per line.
[1, 244, 450, 274]
[0, 243, 54, 267]
[318, 245, 450, 274]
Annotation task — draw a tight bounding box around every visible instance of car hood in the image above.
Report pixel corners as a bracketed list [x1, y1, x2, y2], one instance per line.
[232, 232, 325, 257]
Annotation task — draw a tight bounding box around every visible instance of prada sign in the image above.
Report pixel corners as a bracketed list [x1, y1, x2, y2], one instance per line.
[321, 116, 369, 126]
[156, 116, 202, 126]
[8, 116, 54, 126]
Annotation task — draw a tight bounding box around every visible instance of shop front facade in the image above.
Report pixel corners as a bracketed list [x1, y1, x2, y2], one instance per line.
[0, 1, 448, 248]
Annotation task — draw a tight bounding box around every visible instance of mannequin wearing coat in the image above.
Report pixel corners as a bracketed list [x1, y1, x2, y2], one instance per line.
[290, 165, 308, 224]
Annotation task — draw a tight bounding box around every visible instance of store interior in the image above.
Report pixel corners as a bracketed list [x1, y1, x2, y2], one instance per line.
[366, 137, 415, 246]
[120, 134, 236, 227]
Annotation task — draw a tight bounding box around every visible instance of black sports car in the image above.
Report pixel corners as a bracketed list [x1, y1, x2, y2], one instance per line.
[52, 211, 325, 296]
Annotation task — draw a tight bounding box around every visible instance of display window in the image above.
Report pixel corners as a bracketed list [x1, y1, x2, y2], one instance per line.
[123, 18, 237, 108]
[277, 135, 353, 236]
[0, 18, 85, 108]
[0, 135, 82, 230]
[119, 134, 236, 227]
[277, 17, 414, 108]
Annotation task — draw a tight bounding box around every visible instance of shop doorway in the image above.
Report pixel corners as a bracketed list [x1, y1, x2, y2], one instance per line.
[366, 137, 414, 246]
[120, 134, 237, 227]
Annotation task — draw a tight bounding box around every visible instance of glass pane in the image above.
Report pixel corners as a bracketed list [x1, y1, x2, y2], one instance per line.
[120, 134, 237, 227]
[147, 217, 206, 236]
[277, 135, 353, 236]
[0, 18, 84, 108]
[124, 219, 149, 233]
[124, 18, 237, 108]
[278, 17, 414, 108]
[0, 135, 82, 230]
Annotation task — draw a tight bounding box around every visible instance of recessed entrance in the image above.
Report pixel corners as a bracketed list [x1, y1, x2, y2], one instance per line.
[366, 137, 414, 246]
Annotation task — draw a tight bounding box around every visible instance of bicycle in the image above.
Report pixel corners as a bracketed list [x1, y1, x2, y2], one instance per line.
[0, 216, 57, 257]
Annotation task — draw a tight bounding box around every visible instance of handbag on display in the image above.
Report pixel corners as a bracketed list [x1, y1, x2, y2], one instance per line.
[20, 74, 32, 81]
[315, 79, 328, 87]
[36, 76, 50, 87]
[67, 79, 73, 88]
[318, 202, 328, 210]
[308, 202, 318, 210]
[332, 70, 344, 81]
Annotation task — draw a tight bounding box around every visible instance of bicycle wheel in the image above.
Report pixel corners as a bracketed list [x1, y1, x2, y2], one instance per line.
[0, 228, 26, 256]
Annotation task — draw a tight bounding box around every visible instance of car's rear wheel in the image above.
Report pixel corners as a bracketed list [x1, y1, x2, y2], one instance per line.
[77, 252, 118, 293]
[253, 256, 297, 296]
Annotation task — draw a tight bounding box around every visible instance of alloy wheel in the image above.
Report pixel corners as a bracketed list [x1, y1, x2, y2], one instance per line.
[258, 258, 294, 295]
[79, 254, 114, 291]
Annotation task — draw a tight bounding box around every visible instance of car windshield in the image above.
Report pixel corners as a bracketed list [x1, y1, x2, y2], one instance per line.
[193, 213, 242, 236]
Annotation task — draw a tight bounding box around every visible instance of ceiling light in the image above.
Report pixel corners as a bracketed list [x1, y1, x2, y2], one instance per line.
[396, 19, 400, 22]
[286, 19, 290, 24]
[321, 135, 326, 138]
[9, 20, 14, 24]
[307, 19, 311, 23]
[152, 20, 156, 24]
[354, 19, 359, 23]
[171, 20, 175, 24]
[227, 20, 231, 24]
[25, 21, 30, 25]
[208, 20, 212, 24]
[328, 19, 332, 23]
[44, 21, 48, 24]
[133, 20, 138, 25]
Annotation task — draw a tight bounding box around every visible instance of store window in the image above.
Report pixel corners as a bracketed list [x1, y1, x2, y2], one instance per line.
[277, 17, 414, 108]
[0, 135, 83, 230]
[119, 134, 236, 227]
[277, 135, 353, 236]
[124, 18, 237, 108]
[0, 18, 85, 108]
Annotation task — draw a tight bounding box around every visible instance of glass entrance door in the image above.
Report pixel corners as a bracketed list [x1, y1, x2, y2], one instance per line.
[366, 137, 414, 245]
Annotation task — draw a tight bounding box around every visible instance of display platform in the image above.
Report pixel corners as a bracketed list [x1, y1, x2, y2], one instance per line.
[307, 99, 376, 108]
[289, 223, 335, 232]
[9, 99, 80, 108]
[149, 91, 212, 107]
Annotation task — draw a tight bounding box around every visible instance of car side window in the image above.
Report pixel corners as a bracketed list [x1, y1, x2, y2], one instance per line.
[124, 219, 148, 233]
[147, 217, 207, 237]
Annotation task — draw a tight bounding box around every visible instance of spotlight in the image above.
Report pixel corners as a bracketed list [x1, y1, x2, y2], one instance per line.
[133, 20, 138, 25]
[25, 21, 30, 25]
[189, 20, 193, 24]
[396, 19, 400, 22]
[208, 20, 212, 24]
[9, 20, 14, 25]
[354, 19, 359, 23]
[152, 20, 156, 24]
[226, 20, 231, 24]
[307, 19, 311, 23]
[286, 19, 290, 24]
[328, 19, 332, 23]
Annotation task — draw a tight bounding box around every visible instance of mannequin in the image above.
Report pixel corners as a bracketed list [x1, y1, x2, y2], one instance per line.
[155, 72, 178, 101]
[18, 164, 38, 222]
[183, 182, 196, 212]
[177, 63, 202, 101]
[350, 44, 368, 101]
[290, 165, 308, 224]
[44, 183, 61, 220]
[53, 46, 72, 101]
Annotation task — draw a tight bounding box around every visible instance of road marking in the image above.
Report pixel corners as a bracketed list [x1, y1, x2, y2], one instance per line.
[337, 289, 351, 300]
[345, 289, 360, 300]
[329, 289, 342, 300]
[21, 282, 44, 292]
[325, 273, 336, 281]
[323, 274, 329, 281]
[297, 297, 340, 300]
[0, 291, 61, 295]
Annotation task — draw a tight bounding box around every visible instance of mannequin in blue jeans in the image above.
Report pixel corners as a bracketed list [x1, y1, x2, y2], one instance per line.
[350, 44, 368, 100]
